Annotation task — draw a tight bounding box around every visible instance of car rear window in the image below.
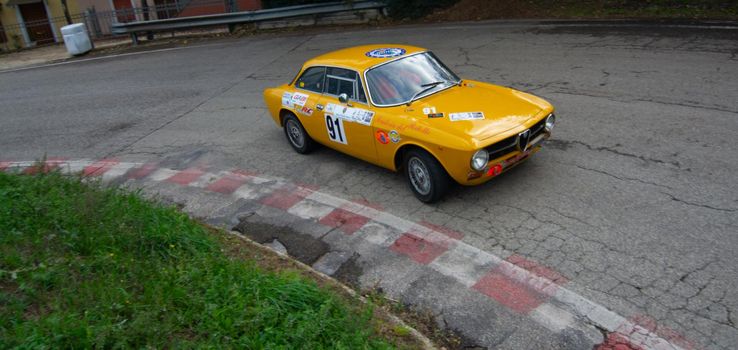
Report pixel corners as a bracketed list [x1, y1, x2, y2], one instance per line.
[295, 66, 326, 93]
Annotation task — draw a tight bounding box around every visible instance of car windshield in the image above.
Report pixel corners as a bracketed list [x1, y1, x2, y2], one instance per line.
[365, 52, 460, 106]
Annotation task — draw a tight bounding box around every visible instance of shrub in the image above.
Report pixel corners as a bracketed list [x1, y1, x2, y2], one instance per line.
[386, 0, 458, 20]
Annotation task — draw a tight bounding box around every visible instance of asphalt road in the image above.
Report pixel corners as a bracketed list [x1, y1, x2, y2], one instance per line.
[2, 20, 737, 349]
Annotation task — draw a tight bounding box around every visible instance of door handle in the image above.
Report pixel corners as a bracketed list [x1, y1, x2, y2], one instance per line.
[316, 104, 324, 111]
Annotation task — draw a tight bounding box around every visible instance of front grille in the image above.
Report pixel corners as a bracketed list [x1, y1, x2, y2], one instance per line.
[484, 116, 548, 161]
[485, 134, 518, 160]
[529, 117, 547, 140]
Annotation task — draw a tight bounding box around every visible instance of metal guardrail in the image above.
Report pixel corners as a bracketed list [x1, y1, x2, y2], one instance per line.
[112, 1, 387, 43]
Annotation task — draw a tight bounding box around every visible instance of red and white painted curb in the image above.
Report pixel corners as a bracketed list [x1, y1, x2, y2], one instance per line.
[2, 159, 697, 350]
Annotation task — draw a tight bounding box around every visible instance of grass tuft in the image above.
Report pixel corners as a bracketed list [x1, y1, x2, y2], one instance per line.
[0, 171, 396, 348]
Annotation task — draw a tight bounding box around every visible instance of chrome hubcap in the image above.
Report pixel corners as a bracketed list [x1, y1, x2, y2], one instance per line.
[286, 120, 304, 148]
[408, 157, 431, 196]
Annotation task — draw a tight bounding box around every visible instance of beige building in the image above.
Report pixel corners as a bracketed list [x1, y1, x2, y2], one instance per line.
[0, 0, 85, 49]
[1, 0, 261, 50]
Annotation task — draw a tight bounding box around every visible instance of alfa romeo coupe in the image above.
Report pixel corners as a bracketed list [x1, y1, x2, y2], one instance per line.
[263, 45, 555, 203]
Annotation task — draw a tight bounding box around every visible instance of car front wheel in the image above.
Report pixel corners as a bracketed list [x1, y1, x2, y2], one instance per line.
[403, 149, 450, 203]
[283, 114, 314, 154]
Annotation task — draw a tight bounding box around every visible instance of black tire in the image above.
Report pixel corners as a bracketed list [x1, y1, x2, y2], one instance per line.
[283, 114, 315, 154]
[403, 148, 450, 203]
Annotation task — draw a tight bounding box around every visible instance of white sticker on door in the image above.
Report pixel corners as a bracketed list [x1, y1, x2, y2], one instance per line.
[325, 114, 347, 144]
[281, 92, 293, 107]
[325, 103, 375, 126]
[290, 92, 309, 107]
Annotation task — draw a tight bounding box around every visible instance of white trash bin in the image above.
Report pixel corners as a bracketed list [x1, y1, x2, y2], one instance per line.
[61, 23, 93, 56]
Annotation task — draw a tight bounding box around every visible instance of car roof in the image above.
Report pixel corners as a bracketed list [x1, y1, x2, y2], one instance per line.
[303, 44, 427, 72]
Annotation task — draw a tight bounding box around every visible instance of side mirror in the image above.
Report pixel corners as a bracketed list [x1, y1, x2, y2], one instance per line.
[338, 93, 349, 104]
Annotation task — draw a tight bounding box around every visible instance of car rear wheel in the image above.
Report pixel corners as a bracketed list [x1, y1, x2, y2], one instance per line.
[403, 149, 450, 203]
[283, 114, 314, 154]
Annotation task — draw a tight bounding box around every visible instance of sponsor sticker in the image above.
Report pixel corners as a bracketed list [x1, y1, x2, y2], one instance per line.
[298, 106, 313, 116]
[423, 107, 443, 118]
[326, 103, 375, 126]
[449, 112, 485, 121]
[376, 130, 389, 144]
[365, 48, 406, 58]
[486, 163, 504, 177]
[281, 92, 292, 107]
[389, 130, 401, 143]
[290, 92, 309, 107]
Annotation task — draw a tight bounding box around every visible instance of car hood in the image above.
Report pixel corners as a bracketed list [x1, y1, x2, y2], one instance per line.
[405, 81, 549, 147]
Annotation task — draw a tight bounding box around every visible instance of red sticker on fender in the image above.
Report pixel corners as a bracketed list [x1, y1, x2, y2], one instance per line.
[376, 130, 389, 144]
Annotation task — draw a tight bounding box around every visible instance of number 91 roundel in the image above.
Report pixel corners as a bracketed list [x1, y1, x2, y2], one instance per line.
[325, 114, 347, 144]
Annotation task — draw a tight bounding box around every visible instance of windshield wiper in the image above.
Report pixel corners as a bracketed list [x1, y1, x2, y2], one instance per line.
[406, 81, 445, 106]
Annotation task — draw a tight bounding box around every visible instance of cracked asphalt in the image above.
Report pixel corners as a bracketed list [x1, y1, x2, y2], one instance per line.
[1, 20, 737, 349]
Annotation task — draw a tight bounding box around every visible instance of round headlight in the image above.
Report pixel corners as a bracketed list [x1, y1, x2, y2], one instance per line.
[471, 149, 489, 171]
[545, 113, 555, 132]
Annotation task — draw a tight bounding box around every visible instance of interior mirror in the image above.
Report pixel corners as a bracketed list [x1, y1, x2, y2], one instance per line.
[338, 93, 349, 104]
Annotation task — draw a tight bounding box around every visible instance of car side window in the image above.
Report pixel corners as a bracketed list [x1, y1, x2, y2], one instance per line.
[295, 66, 326, 93]
[325, 67, 367, 104]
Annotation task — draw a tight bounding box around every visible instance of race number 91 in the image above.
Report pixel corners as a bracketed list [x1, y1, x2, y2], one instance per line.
[325, 114, 347, 144]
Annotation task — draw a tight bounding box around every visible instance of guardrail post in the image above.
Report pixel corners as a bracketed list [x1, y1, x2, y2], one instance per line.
[130, 32, 139, 45]
[141, 0, 154, 40]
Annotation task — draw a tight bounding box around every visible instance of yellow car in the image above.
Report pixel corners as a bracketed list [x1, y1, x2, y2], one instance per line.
[264, 45, 555, 203]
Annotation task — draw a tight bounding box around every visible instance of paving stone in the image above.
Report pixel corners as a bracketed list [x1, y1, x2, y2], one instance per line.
[312, 251, 351, 276]
[264, 239, 288, 255]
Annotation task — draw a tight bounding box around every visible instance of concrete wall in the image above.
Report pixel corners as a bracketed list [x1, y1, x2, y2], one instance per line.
[76, 0, 114, 12]
[177, 0, 261, 17]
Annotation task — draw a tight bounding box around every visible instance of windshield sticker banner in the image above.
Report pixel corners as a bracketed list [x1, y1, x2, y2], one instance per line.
[449, 112, 485, 121]
[281, 92, 292, 107]
[366, 48, 406, 58]
[326, 103, 375, 126]
[290, 92, 309, 107]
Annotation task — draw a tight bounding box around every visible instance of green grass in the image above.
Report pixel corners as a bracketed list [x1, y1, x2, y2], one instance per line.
[0, 171, 396, 349]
